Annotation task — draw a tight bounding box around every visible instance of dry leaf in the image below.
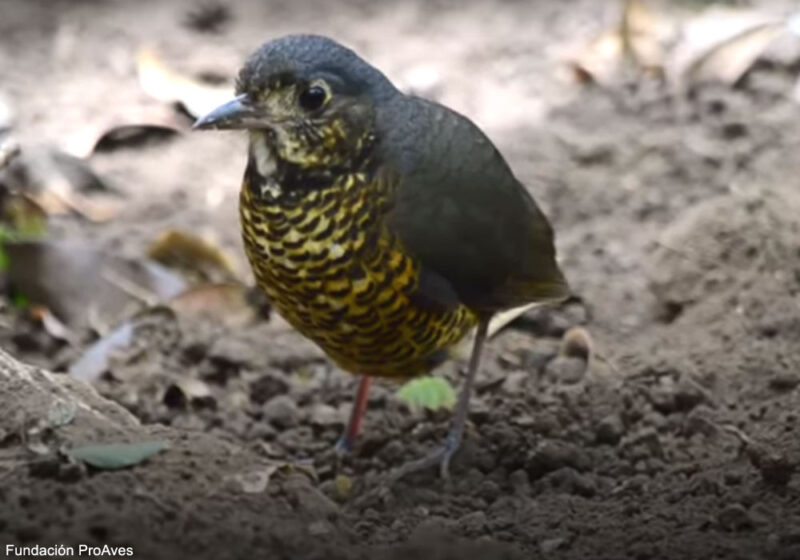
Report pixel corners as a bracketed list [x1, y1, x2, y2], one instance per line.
[147, 229, 239, 283]
[0, 145, 121, 222]
[30, 305, 75, 344]
[672, 9, 786, 87]
[167, 282, 263, 328]
[93, 124, 180, 152]
[69, 306, 179, 381]
[0, 90, 14, 131]
[6, 240, 187, 327]
[0, 137, 20, 170]
[61, 104, 185, 158]
[567, 0, 672, 85]
[137, 46, 233, 118]
[68, 320, 134, 382]
[0, 192, 48, 238]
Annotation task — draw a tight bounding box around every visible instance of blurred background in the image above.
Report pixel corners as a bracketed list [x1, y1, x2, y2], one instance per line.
[2, 0, 800, 558]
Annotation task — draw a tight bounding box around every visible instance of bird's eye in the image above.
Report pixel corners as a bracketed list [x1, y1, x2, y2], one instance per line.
[298, 85, 328, 112]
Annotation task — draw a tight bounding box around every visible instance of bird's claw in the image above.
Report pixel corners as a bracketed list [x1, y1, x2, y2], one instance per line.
[387, 437, 459, 486]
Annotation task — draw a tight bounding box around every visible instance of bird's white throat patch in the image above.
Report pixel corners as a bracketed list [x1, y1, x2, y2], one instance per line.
[249, 132, 282, 199]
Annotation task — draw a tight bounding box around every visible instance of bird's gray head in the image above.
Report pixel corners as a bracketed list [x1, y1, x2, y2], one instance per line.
[194, 34, 399, 171]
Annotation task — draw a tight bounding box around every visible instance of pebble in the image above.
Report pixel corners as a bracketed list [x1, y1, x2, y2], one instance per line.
[262, 395, 300, 429]
[527, 440, 592, 479]
[308, 520, 332, 536]
[285, 474, 339, 520]
[540, 537, 568, 554]
[595, 413, 624, 445]
[537, 467, 597, 498]
[508, 469, 531, 494]
[457, 511, 488, 535]
[468, 397, 491, 423]
[501, 370, 530, 394]
[410, 516, 455, 540]
[545, 356, 587, 385]
[249, 374, 289, 405]
[308, 403, 342, 427]
[476, 480, 501, 502]
[649, 375, 706, 414]
[717, 503, 754, 532]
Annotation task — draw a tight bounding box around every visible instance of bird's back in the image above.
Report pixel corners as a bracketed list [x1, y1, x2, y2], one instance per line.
[377, 95, 569, 314]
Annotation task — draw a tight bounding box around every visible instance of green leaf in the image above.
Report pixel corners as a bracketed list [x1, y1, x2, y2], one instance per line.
[68, 441, 168, 470]
[11, 291, 29, 309]
[396, 376, 456, 413]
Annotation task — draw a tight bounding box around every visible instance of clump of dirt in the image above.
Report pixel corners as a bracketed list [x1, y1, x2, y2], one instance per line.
[2, 1, 800, 559]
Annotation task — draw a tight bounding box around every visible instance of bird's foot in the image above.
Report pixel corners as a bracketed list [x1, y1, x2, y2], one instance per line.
[334, 433, 353, 457]
[387, 433, 460, 485]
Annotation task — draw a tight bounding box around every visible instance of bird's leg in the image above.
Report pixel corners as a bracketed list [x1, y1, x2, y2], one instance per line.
[335, 376, 372, 454]
[390, 317, 490, 482]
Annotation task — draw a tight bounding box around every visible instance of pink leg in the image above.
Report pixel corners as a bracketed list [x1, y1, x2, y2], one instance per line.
[335, 376, 372, 454]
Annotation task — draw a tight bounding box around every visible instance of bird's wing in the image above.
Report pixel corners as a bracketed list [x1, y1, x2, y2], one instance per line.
[380, 98, 569, 313]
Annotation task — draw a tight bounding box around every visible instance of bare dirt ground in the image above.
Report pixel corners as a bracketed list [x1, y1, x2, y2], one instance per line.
[2, 0, 800, 558]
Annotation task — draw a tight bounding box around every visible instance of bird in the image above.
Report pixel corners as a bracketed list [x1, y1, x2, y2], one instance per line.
[194, 34, 569, 479]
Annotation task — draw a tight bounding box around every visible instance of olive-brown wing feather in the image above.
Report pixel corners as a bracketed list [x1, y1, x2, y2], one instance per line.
[380, 97, 569, 312]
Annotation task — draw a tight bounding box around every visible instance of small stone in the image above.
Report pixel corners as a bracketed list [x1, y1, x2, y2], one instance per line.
[262, 395, 300, 429]
[468, 397, 490, 423]
[649, 375, 705, 414]
[595, 413, 624, 445]
[249, 373, 290, 405]
[285, 474, 339, 520]
[457, 511, 487, 535]
[509, 469, 530, 494]
[308, 520, 332, 536]
[545, 356, 587, 385]
[717, 503, 754, 532]
[559, 327, 592, 361]
[527, 440, 591, 479]
[501, 370, 530, 394]
[57, 462, 86, 483]
[723, 471, 743, 486]
[208, 335, 257, 368]
[540, 537, 568, 554]
[537, 467, 597, 498]
[746, 442, 795, 486]
[309, 403, 343, 427]
[378, 440, 404, 465]
[476, 480, 501, 502]
[410, 516, 454, 540]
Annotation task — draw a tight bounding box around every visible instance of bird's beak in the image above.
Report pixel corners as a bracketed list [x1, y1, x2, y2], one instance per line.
[193, 94, 258, 130]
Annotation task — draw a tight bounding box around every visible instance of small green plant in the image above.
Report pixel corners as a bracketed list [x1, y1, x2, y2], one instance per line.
[396, 376, 456, 413]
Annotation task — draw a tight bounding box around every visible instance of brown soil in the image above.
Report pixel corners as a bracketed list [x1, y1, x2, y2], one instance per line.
[2, 1, 800, 559]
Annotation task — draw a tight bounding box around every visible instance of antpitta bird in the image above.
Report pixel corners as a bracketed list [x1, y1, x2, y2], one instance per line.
[194, 34, 569, 479]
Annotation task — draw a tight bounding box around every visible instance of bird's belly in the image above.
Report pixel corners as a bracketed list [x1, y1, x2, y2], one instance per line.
[240, 189, 476, 378]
